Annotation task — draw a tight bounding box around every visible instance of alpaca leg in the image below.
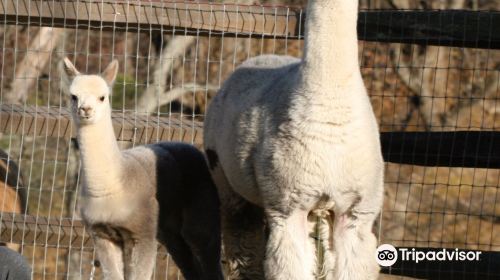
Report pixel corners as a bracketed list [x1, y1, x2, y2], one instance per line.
[211, 165, 266, 280]
[122, 236, 157, 280]
[220, 197, 266, 280]
[182, 227, 224, 280]
[332, 202, 380, 280]
[93, 237, 124, 280]
[264, 210, 315, 280]
[182, 185, 223, 280]
[163, 232, 199, 280]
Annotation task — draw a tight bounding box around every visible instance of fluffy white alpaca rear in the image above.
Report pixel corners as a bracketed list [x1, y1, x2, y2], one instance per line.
[61, 58, 223, 280]
[204, 0, 384, 279]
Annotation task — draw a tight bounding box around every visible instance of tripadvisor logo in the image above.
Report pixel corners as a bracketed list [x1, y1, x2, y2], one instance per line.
[376, 244, 398, 266]
[375, 244, 482, 267]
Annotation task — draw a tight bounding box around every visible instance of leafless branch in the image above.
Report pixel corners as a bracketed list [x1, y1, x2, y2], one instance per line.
[137, 36, 197, 114]
[6, 27, 62, 104]
[139, 82, 219, 114]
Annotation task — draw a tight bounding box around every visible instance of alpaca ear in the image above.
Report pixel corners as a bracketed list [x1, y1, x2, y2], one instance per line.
[101, 59, 119, 86]
[60, 57, 80, 87]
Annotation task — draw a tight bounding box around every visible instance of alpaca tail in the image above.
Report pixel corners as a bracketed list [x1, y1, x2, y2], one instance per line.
[310, 209, 335, 280]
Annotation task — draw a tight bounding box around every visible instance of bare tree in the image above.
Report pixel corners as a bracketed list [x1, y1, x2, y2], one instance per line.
[378, 0, 500, 261]
[138, 36, 210, 114]
[387, 0, 499, 130]
[137, 0, 261, 115]
[5, 27, 62, 104]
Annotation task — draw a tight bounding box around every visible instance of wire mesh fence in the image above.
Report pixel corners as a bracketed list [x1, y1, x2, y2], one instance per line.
[0, 0, 498, 279]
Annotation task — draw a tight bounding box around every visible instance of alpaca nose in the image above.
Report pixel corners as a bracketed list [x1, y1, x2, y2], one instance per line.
[79, 106, 93, 116]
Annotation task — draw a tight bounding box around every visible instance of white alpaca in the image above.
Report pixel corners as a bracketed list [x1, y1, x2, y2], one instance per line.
[203, 0, 384, 279]
[61, 58, 223, 280]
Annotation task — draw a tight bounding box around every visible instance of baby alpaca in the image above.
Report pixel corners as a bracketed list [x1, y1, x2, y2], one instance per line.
[204, 0, 384, 279]
[61, 58, 223, 280]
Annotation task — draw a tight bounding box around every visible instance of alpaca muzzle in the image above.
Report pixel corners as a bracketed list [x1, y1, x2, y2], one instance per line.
[79, 106, 94, 119]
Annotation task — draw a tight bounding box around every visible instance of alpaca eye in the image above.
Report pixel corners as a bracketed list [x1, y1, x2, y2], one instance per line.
[71, 95, 78, 102]
[99, 96, 105, 102]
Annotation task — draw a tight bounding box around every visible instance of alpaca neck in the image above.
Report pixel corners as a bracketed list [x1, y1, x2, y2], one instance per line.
[301, 0, 361, 89]
[77, 108, 123, 197]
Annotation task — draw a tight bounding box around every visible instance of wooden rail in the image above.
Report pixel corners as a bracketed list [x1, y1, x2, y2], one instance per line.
[2, 213, 499, 278]
[0, 212, 170, 253]
[0, 104, 499, 168]
[0, 104, 203, 144]
[381, 131, 500, 168]
[0, 0, 498, 49]
[0, 0, 299, 39]
[0, 212, 93, 250]
[359, 10, 500, 50]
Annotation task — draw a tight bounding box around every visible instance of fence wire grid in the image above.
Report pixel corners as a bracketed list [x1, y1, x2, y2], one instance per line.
[0, 0, 498, 279]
